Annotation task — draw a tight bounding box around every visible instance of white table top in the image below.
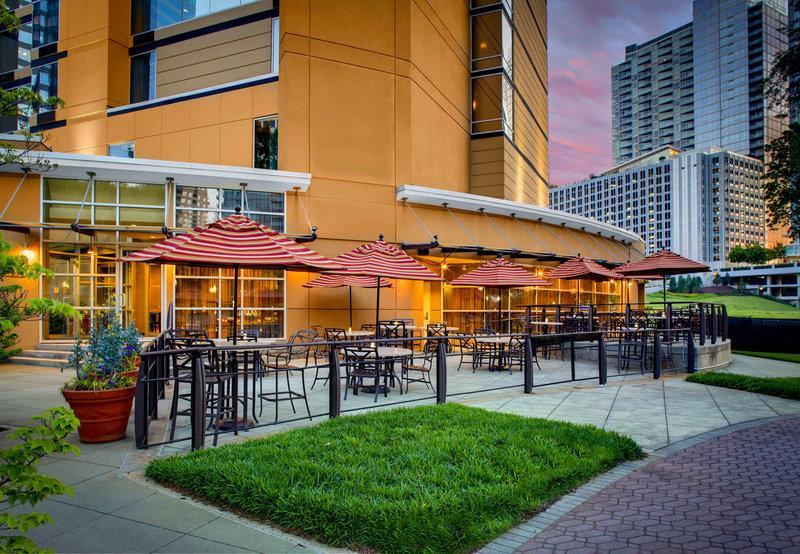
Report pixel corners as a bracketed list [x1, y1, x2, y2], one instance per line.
[475, 336, 514, 345]
[213, 338, 287, 348]
[344, 346, 412, 358]
[402, 325, 459, 332]
[529, 321, 564, 326]
[345, 330, 375, 337]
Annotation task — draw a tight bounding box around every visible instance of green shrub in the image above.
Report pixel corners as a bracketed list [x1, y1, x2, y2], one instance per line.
[0, 407, 80, 553]
[686, 371, 800, 400]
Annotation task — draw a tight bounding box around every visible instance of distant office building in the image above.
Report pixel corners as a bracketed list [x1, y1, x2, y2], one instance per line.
[612, 24, 695, 165]
[612, 0, 788, 165]
[790, 0, 799, 125]
[549, 146, 765, 265]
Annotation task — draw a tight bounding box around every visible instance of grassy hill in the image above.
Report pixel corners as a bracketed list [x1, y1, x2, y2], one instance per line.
[645, 291, 800, 319]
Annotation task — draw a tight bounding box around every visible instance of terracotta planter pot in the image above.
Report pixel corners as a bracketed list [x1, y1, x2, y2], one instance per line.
[121, 356, 142, 381]
[61, 386, 136, 443]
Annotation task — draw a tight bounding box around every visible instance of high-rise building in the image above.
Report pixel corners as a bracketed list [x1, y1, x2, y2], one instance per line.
[550, 146, 765, 265]
[612, 0, 788, 165]
[790, 0, 799, 125]
[0, 0, 645, 350]
[611, 23, 695, 165]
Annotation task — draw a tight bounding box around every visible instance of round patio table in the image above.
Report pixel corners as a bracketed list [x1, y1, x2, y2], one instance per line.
[345, 330, 374, 338]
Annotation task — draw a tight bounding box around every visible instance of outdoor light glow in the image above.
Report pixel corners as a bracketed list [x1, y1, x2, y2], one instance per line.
[440, 262, 448, 269]
[209, 284, 217, 294]
[20, 248, 35, 262]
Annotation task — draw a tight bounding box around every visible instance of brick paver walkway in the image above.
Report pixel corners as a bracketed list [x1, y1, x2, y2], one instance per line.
[519, 417, 800, 552]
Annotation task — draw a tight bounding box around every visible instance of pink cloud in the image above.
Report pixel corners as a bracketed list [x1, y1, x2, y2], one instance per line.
[547, 0, 692, 186]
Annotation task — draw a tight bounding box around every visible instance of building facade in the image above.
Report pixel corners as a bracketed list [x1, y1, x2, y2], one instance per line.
[550, 146, 765, 265]
[612, 0, 788, 166]
[611, 23, 695, 165]
[0, 0, 644, 348]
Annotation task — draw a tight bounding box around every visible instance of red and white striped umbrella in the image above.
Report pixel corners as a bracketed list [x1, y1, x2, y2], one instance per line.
[331, 237, 443, 281]
[123, 211, 342, 340]
[449, 256, 551, 333]
[547, 256, 621, 306]
[616, 250, 710, 304]
[123, 212, 342, 272]
[328, 236, 442, 329]
[449, 257, 551, 288]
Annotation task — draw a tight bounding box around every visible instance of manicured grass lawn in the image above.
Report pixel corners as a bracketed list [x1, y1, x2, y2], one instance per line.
[734, 351, 800, 364]
[646, 291, 800, 319]
[146, 404, 643, 553]
[686, 372, 800, 400]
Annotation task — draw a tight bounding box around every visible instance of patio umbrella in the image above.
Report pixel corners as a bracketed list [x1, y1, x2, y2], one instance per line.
[448, 256, 551, 333]
[547, 256, 621, 305]
[123, 208, 342, 342]
[328, 235, 443, 331]
[303, 274, 392, 330]
[616, 250, 710, 305]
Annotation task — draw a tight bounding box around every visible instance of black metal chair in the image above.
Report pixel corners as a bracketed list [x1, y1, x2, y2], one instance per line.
[616, 328, 648, 374]
[343, 342, 389, 403]
[256, 331, 314, 422]
[166, 336, 236, 446]
[451, 332, 476, 371]
[401, 340, 436, 393]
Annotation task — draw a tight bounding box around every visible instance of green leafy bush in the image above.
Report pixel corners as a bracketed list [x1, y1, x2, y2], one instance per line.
[0, 235, 76, 363]
[147, 404, 643, 553]
[686, 371, 800, 400]
[62, 309, 141, 391]
[0, 407, 80, 553]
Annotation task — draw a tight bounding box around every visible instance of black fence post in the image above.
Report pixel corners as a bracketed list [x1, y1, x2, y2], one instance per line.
[665, 303, 672, 332]
[699, 303, 707, 346]
[687, 330, 696, 373]
[328, 346, 341, 418]
[598, 333, 607, 386]
[711, 304, 718, 344]
[523, 335, 533, 393]
[721, 305, 729, 342]
[653, 331, 661, 380]
[190, 350, 206, 451]
[588, 305, 595, 332]
[436, 339, 447, 404]
[625, 303, 631, 326]
[134, 355, 149, 448]
[570, 337, 576, 381]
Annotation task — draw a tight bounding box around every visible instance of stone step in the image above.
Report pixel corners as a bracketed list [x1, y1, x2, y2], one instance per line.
[9, 356, 68, 368]
[18, 349, 70, 359]
[35, 342, 77, 352]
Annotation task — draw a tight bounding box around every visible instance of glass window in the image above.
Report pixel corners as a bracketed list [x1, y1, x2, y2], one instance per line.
[132, 0, 259, 34]
[175, 185, 284, 232]
[108, 142, 134, 158]
[130, 50, 156, 103]
[254, 117, 278, 170]
[32, 0, 58, 47]
[119, 182, 164, 206]
[32, 61, 57, 112]
[471, 10, 512, 74]
[471, 73, 514, 137]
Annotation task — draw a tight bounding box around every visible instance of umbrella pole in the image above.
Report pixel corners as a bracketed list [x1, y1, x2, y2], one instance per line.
[577, 278, 581, 306]
[663, 275, 667, 307]
[232, 265, 239, 344]
[375, 275, 381, 335]
[498, 288, 503, 333]
[349, 286, 353, 330]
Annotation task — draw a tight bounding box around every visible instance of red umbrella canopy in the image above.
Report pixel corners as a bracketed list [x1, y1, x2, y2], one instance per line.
[547, 256, 620, 281]
[123, 212, 342, 271]
[449, 257, 552, 288]
[303, 274, 392, 288]
[330, 237, 443, 281]
[616, 250, 710, 276]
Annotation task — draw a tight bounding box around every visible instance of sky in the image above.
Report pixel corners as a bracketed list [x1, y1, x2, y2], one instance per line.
[547, 0, 693, 185]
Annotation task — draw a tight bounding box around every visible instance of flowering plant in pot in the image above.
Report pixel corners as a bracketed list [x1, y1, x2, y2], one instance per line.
[61, 310, 143, 443]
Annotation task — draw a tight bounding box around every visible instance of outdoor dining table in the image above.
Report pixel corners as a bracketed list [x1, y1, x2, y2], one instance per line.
[345, 330, 375, 338]
[351, 345, 413, 394]
[474, 336, 515, 373]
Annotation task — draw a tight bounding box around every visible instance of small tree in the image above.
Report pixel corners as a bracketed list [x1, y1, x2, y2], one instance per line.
[712, 273, 722, 285]
[675, 276, 687, 293]
[668, 277, 678, 292]
[769, 243, 787, 261]
[722, 272, 731, 286]
[728, 243, 772, 265]
[0, 234, 76, 362]
[0, 407, 80, 553]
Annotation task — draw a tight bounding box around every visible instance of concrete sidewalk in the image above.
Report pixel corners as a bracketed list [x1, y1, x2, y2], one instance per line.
[1, 353, 798, 553]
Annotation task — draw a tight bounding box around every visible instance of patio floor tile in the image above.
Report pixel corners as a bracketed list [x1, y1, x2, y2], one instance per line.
[113, 492, 219, 534]
[154, 534, 255, 552]
[191, 517, 305, 553]
[39, 514, 181, 553]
